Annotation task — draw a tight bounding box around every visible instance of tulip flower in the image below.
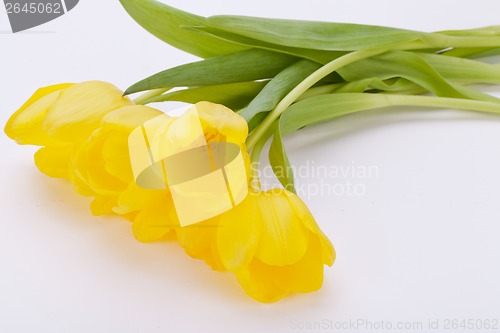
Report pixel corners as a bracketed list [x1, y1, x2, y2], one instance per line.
[5, 80, 335, 303]
[177, 188, 335, 302]
[123, 105, 250, 243]
[6, 81, 133, 146]
[228, 190, 334, 301]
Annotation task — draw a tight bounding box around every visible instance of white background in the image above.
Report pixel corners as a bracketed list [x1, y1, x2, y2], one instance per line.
[1, 1, 500, 332]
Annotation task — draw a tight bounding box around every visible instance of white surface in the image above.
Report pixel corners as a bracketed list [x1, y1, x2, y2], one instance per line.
[1, 1, 500, 332]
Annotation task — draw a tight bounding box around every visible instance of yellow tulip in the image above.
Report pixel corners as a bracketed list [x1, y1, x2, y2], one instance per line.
[179, 189, 335, 302]
[5, 83, 73, 147]
[236, 190, 335, 303]
[123, 101, 251, 239]
[5, 81, 335, 303]
[5, 81, 174, 240]
[5, 80, 134, 189]
[6, 81, 132, 146]
[5, 82, 251, 243]
[70, 105, 165, 214]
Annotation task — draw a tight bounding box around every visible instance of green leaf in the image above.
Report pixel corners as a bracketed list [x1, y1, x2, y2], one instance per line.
[437, 26, 500, 37]
[333, 77, 422, 94]
[240, 60, 322, 127]
[280, 93, 500, 137]
[269, 124, 295, 193]
[186, 25, 343, 64]
[144, 81, 268, 110]
[269, 93, 500, 190]
[442, 47, 500, 58]
[418, 53, 500, 83]
[206, 15, 435, 51]
[124, 49, 297, 95]
[207, 16, 500, 51]
[119, 0, 246, 58]
[336, 51, 493, 100]
[247, 112, 269, 135]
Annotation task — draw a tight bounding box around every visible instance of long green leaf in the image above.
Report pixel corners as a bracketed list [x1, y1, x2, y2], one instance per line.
[125, 49, 297, 95]
[270, 93, 500, 190]
[418, 53, 500, 83]
[442, 47, 500, 58]
[207, 16, 500, 51]
[119, 0, 246, 58]
[281, 93, 500, 137]
[333, 77, 422, 94]
[268, 125, 295, 193]
[186, 25, 342, 64]
[206, 15, 435, 51]
[437, 26, 500, 37]
[144, 81, 268, 110]
[337, 51, 498, 101]
[240, 60, 322, 126]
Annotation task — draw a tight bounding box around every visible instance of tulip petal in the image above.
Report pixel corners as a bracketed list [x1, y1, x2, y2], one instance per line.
[68, 166, 96, 197]
[195, 102, 248, 144]
[5, 83, 73, 143]
[7, 91, 69, 146]
[114, 182, 166, 215]
[176, 220, 225, 271]
[273, 233, 325, 293]
[235, 234, 326, 302]
[216, 193, 261, 270]
[102, 105, 164, 131]
[100, 106, 165, 183]
[254, 189, 310, 266]
[90, 195, 119, 216]
[132, 192, 176, 242]
[234, 259, 289, 303]
[284, 191, 336, 266]
[43, 81, 133, 143]
[101, 133, 134, 183]
[34, 146, 74, 179]
[72, 130, 127, 195]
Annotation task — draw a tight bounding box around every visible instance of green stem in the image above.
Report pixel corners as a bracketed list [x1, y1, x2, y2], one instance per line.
[246, 33, 500, 150]
[444, 35, 500, 48]
[386, 94, 500, 114]
[436, 26, 500, 37]
[133, 88, 170, 105]
[296, 83, 340, 101]
[250, 122, 277, 164]
[399, 35, 500, 50]
[298, 95, 500, 134]
[246, 48, 387, 150]
[249, 121, 277, 191]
